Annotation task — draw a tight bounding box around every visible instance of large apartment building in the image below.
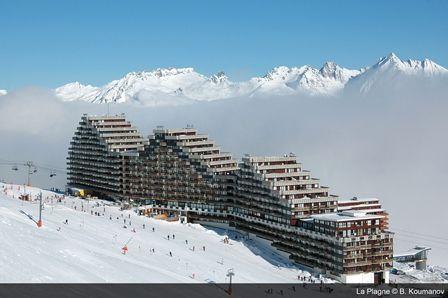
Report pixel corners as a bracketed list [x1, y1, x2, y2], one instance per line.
[67, 114, 147, 198]
[67, 114, 393, 284]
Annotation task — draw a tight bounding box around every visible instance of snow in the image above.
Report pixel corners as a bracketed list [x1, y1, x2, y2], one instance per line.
[54, 82, 100, 102]
[345, 53, 448, 94]
[0, 183, 332, 283]
[390, 262, 448, 283]
[53, 53, 447, 106]
[55, 68, 250, 106]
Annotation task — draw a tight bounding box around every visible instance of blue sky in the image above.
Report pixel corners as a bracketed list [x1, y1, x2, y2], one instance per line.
[0, 0, 447, 90]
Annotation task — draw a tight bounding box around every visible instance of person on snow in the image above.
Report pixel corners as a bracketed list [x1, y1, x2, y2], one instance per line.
[167, 235, 170, 240]
[152, 227, 155, 232]
[142, 224, 145, 229]
[185, 240, 188, 245]
[202, 246, 205, 251]
[172, 234, 175, 239]
[169, 251, 172, 257]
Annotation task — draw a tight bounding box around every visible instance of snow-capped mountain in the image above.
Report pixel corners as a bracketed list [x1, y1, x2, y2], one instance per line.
[251, 62, 360, 96]
[0, 89, 7, 96]
[346, 53, 448, 94]
[54, 53, 447, 106]
[55, 68, 252, 106]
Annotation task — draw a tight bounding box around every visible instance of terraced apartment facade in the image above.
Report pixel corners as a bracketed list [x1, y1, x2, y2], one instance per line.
[67, 114, 393, 284]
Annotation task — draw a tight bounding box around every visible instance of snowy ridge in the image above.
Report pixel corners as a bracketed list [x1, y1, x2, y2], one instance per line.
[346, 53, 448, 94]
[55, 68, 252, 106]
[0, 183, 329, 283]
[53, 53, 447, 106]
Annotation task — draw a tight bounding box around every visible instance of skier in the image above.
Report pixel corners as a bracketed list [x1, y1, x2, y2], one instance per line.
[167, 235, 170, 240]
[203, 246, 205, 251]
[172, 234, 175, 239]
[65, 219, 68, 224]
[142, 224, 145, 229]
[185, 240, 188, 245]
[169, 251, 172, 257]
[152, 227, 155, 232]
[122, 245, 128, 255]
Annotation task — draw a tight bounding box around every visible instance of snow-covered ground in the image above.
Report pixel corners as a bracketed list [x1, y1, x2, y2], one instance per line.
[0, 183, 332, 283]
[390, 262, 448, 284]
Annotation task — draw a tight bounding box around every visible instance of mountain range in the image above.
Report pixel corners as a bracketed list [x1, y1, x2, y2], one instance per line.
[1, 53, 446, 106]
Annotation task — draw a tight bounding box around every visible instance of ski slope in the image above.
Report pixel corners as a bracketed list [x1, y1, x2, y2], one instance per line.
[0, 183, 330, 283]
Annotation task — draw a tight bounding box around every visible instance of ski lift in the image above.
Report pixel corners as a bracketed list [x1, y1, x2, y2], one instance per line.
[12, 165, 18, 171]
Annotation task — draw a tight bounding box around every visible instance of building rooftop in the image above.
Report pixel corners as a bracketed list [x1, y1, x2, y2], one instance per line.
[394, 246, 431, 258]
[338, 197, 379, 204]
[311, 210, 383, 222]
[243, 154, 297, 162]
[338, 204, 382, 211]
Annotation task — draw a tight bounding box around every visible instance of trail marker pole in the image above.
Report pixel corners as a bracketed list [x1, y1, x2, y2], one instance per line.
[37, 192, 43, 227]
[226, 268, 234, 296]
